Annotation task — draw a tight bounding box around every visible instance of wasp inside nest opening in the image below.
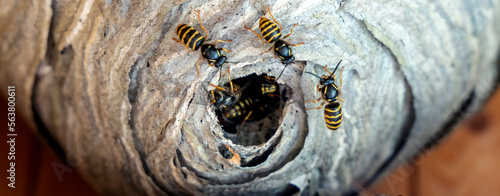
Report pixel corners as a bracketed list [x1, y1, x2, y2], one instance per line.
[208, 73, 286, 146]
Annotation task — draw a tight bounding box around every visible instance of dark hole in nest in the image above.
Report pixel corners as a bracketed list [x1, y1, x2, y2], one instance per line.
[218, 145, 234, 159]
[278, 184, 300, 196]
[213, 73, 289, 146]
[240, 139, 279, 167]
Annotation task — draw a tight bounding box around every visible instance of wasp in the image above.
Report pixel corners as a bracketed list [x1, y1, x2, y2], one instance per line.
[256, 74, 280, 115]
[208, 83, 242, 111]
[206, 68, 247, 133]
[305, 60, 344, 131]
[208, 73, 281, 135]
[206, 69, 253, 134]
[223, 96, 255, 123]
[244, 5, 304, 79]
[226, 74, 281, 136]
[207, 68, 250, 112]
[260, 74, 279, 98]
[226, 74, 280, 122]
[173, 10, 232, 75]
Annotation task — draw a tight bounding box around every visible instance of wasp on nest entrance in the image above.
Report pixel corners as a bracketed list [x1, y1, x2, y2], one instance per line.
[208, 73, 285, 146]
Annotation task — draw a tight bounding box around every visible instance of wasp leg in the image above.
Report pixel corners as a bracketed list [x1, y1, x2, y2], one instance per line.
[305, 101, 326, 110]
[173, 38, 196, 52]
[237, 110, 253, 136]
[305, 97, 322, 104]
[323, 64, 333, 75]
[209, 82, 226, 91]
[260, 46, 274, 55]
[289, 42, 304, 47]
[245, 26, 267, 44]
[283, 23, 298, 39]
[339, 67, 345, 89]
[214, 39, 233, 53]
[195, 56, 204, 75]
[197, 10, 209, 40]
[214, 39, 232, 45]
[220, 48, 232, 53]
[267, 5, 282, 31]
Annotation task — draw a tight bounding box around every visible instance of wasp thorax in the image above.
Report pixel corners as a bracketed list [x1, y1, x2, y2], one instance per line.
[274, 40, 294, 64]
[201, 44, 227, 67]
[324, 85, 339, 102]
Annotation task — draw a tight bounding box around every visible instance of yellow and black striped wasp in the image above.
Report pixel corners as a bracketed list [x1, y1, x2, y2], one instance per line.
[256, 74, 281, 116]
[208, 73, 281, 135]
[173, 10, 232, 76]
[244, 5, 304, 79]
[205, 68, 251, 134]
[305, 60, 345, 131]
[207, 68, 249, 112]
[224, 74, 280, 123]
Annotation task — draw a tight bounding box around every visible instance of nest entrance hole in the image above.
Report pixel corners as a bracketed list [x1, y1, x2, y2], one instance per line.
[215, 73, 288, 146]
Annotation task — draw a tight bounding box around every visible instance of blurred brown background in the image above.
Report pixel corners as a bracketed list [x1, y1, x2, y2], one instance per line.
[1, 87, 500, 195]
[366, 86, 500, 196]
[0, 97, 98, 196]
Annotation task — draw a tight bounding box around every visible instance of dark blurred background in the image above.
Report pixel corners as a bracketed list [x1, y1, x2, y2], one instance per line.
[1, 87, 499, 195]
[0, 97, 98, 196]
[368, 86, 500, 195]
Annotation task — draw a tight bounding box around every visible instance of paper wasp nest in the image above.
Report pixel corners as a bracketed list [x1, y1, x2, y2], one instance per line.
[2, 0, 500, 195]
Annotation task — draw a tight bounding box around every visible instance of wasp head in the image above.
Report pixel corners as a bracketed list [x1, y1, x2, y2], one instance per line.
[214, 55, 227, 67]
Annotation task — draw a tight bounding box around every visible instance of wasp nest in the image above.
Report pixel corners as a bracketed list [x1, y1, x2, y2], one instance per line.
[2, 0, 500, 195]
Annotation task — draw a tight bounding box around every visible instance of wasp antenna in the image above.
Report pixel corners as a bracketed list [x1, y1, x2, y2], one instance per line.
[218, 66, 222, 82]
[276, 64, 288, 80]
[304, 71, 322, 79]
[332, 59, 343, 74]
[227, 67, 235, 95]
[201, 82, 210, 93]
[234, 80, 252, 95]
[326, 60, 343, 80]
[200, 83, 212, 105]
